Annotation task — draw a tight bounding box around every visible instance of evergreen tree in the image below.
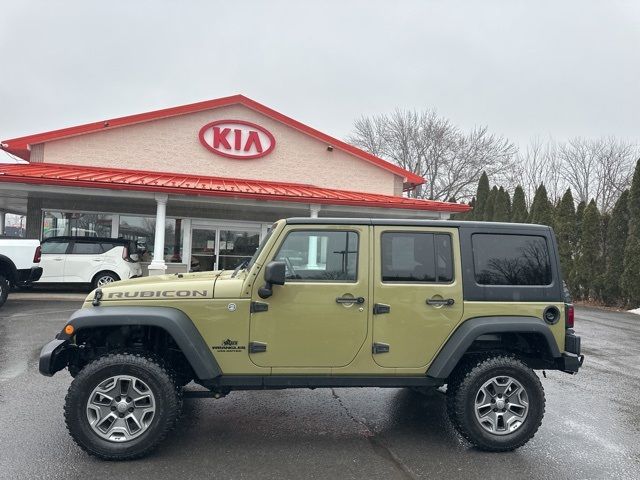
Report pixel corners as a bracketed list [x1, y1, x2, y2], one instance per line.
[554, 189, 577, 290]
[493, 187, 511, 222]
[473, 172, 490, 221]
[528, 184, 554, 226]
[575, 201, 586, 236]
[622, 159, 640, 306]
[574, 200, 601, 300]
[571, 200, 587, 294]
[511, 186, 528, 223]
[483, 186, 498, 222]
[596, 213, 611, 301]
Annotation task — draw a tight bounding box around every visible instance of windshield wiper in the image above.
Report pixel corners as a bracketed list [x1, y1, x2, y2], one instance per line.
[231, 259, 250, 278]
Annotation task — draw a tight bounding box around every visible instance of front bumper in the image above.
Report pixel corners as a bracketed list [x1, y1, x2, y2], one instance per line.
[39, 338, 74, 376]
[16, 267, 43, 286]
[559, 329, 584, 374]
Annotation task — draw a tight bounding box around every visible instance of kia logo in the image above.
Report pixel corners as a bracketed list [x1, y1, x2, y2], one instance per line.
[199, 120, 276, 159]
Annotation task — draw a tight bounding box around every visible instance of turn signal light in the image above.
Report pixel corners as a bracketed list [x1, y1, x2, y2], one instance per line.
[64, 325, 75, 335]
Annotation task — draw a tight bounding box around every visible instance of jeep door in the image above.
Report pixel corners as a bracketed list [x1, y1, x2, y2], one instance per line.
[249, 226, 369, 368]
[371, 226, 463, 368]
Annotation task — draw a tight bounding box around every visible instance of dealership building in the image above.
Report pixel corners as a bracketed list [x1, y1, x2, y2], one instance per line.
[0, 95, 469, 275]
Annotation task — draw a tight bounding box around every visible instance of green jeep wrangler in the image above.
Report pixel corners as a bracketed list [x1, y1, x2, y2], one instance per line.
[40, 218, 583, 460]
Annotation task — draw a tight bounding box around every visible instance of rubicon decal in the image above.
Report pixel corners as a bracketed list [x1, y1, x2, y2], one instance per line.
[106, 290, 209, 299]
[199, 120, 276, 159]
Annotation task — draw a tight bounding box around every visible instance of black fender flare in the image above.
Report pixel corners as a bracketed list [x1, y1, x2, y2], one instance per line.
[64, 306, 222, 380]
[426, 316, 561, 380]
[0, 254, 18, 283]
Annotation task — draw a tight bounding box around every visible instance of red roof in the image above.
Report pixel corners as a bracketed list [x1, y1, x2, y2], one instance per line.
[0, 163, 469, 213]
[0, 94, 424, 189]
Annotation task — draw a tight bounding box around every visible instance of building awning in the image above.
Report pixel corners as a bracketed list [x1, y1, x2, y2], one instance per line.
[0, 163, 470, 213]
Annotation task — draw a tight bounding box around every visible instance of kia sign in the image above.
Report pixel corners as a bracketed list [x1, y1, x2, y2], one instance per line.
[199, 120, 276, 159]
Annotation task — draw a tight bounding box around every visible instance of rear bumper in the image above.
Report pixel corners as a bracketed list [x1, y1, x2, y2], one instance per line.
[558, 329, 584, 373]
[39, 338, 74, 376]
[15, 267, 43, 286]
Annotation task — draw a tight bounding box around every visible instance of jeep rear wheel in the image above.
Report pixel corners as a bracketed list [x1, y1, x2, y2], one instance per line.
[64, 353, 181, 460]
[446, 354, 545, 451]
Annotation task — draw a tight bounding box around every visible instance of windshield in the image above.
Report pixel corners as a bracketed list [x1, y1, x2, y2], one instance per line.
[246, 225, 275, 270]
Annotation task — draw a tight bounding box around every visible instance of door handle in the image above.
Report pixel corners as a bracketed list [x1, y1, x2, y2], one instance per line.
[53, 258, 64, 261]
[426, 298, 455, 306]
[336, 296, 365, 304]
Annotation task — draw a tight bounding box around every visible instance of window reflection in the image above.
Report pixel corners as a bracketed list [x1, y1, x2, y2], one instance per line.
[473, 234, 552, 286]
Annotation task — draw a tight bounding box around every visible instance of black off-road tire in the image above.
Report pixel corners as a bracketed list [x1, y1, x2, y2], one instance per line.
[446, 354, 545, 452]
[0, 275, 8, 308]
[64, 353, 182, 460]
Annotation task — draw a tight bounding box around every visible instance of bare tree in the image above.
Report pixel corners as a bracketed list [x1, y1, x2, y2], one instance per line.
[348, 109, 516, 201]
[513, 138, 564, 205]
[558, 137, 637, 212]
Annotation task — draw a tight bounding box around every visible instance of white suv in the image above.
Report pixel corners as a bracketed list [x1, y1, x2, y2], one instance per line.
[38, 237, 142, 289]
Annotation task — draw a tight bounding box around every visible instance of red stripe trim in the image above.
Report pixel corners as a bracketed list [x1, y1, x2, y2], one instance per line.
[0, 163, 468, 213]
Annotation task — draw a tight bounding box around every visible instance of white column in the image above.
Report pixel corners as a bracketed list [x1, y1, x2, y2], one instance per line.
[0, 211, 5, 236]
[148, 194, 168, 276]
[307, 204, 321, 269]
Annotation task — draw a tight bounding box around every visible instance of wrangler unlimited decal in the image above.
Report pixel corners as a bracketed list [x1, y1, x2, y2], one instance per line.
[107, 290, 209, 299]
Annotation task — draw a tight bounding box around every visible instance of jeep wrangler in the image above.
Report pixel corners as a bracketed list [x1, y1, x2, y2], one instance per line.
[39, 218, 583, 459]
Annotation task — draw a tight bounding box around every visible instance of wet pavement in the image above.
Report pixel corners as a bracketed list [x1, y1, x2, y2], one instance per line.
[0, 299, 638, 480]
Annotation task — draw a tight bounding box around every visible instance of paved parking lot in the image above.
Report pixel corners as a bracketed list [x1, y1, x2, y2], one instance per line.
[0, 297, 639, 480]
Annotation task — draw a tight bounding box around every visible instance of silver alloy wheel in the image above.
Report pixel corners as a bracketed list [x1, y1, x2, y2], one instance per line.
[474, 375, 529, 435]
[86, 375, 156, 442]
[96, 275, 115, 287]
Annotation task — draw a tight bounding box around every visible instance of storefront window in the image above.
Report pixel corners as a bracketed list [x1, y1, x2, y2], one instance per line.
[42, 211, 112, 239]
[118, 215, 184, 263]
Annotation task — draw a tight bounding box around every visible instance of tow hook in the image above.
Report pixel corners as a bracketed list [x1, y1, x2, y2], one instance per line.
[92, 289, 103, 306]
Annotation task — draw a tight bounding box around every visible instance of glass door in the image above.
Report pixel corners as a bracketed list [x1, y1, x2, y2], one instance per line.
[218, 229, 260, 270]
[190, 227, 217, 271]
[190, 223, 261, 271]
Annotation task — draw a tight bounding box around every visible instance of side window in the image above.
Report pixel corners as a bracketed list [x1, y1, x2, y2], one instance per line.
[472, 234, 552, 286]
[274, 230, 358, 282]
[41, 241, 69, 254]
[71, 242, 104, 255]
[100, 242, 118, 252]
[381, 232, 453, 283]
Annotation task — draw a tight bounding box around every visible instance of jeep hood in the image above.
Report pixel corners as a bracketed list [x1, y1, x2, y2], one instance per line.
[86, 270, 247, 304]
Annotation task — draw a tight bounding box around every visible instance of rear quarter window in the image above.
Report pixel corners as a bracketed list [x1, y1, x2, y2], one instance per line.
[472, 234, 552, 286]
[71, 242, 104, 255]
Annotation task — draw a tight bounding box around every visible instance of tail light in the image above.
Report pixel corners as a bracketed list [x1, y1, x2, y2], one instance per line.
[565, 303, 575, 329]
[33, 246, 41, 263]
[122, 245, 131, 262]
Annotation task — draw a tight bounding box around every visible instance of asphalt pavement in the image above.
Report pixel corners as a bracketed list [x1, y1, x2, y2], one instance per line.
[0, 297, 639, 480]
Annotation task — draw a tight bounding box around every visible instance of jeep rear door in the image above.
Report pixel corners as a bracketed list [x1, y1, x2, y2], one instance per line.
[249, 225, 369, 368]
[371, 226, 463, 368]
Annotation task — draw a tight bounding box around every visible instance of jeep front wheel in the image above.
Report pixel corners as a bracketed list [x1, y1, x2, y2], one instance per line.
[64, 353, 181, 460]
[446, 354, 545, 451]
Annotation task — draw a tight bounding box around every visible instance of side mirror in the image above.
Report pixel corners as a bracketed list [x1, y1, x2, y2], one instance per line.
[258, 261, 286, 299]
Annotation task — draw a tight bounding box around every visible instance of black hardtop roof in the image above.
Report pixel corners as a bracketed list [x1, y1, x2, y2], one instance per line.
[285, 218, 551, 231]
[42, 236, 132, 244]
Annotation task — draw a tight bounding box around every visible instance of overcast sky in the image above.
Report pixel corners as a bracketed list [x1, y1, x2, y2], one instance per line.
[1, 0, 639, 160]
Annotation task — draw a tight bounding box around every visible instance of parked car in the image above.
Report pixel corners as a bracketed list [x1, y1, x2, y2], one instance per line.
[38, 237, 142, 289]
[40, 218, 583, 460]
[0, 237, 42, 307]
